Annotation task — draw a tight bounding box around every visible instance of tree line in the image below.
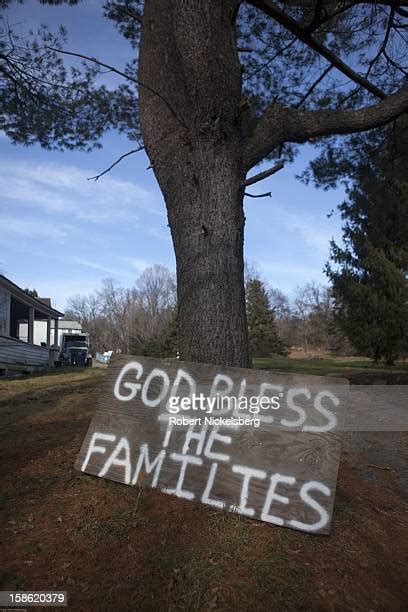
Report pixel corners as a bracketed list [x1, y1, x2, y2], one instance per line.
[65, 266, 346, 361]
[65, 265, 177, 356]
[66, 115, 408, 366]
[2, 0, 407, 367]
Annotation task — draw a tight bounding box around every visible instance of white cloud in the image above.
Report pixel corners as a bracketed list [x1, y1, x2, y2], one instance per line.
[0, 160, 162, 225]
[251, 200, 338, 257]
[70, 256, 129, 277]
[30, 278, 102, 311]
[283, 212, 335, 256]
[0, 215, 71, 240]
[71, 255, 176, 279]
[259, 261, 326, 295]
[120, 256, 152, 273]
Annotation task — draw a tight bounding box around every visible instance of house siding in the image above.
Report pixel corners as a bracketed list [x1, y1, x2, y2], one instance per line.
[0, 335, 50, 367]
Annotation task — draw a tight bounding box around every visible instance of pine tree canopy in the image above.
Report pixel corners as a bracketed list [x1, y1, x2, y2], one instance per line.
[326, 118, 408, 364]
[246, 278, 288, 357]
[2, 0, 408, 366]
[1, 0, 407, 164]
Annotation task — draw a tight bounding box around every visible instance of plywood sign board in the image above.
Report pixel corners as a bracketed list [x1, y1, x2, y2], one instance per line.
[75, 355, 348, 535]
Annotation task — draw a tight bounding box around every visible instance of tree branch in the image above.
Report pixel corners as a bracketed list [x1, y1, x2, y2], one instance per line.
[87, 146, 144, 181]
[295, 63, 333, 108]
[396, 7, 408, 17]
[244, 83, 408, 170]
[306, 0, 325, 33]
[47, 47, 188, 129]
[384, 50, 408, 75]
[243, 160, 284, 186]
[244, 191, 272, 198]
[243, 37, 297, 82]
[279, 1, 408, 7]
[120, 5, 143, 24]
[365, 7, 395, 79]
[248, 0, 387, 99]
[306, 3, 355, 33]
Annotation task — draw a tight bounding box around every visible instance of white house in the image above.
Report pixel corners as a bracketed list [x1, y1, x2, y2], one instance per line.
[0, 274, 64, 375]
[18, 319, 82, 347]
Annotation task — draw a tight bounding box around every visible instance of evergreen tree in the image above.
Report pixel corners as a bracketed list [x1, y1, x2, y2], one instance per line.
[246, 279, 287, 358]
[1, 1, 408, 366]
[141, 309, 179, 358]
[326, 120, 408, 364]
[24, 288, 39, 298]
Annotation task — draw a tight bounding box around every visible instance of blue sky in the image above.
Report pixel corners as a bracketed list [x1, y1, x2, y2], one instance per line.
[0, 1, 345, 311]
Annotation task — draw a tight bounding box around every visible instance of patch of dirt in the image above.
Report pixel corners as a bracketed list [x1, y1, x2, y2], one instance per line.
[1, 369, 407, 611]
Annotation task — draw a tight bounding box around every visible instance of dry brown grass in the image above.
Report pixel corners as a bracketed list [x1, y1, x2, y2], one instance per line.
[1, 368, 407, 611]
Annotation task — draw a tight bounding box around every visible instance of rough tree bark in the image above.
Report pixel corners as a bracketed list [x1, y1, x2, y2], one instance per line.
[138, 0, 408, 368]
[2, 1, 408, 367]
[139, 0, 250, 367]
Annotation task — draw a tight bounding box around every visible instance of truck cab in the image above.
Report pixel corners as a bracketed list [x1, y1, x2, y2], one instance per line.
[59, 332, 92, 367]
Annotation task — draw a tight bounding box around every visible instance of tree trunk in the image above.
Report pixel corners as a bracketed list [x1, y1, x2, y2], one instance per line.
[138, 0, 250, 367]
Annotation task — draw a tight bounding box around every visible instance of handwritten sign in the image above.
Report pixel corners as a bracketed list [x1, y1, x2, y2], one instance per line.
[75, 355, 348, 534]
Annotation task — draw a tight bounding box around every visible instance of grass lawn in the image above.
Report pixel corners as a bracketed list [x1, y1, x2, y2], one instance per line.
[254, 355, 408, 378]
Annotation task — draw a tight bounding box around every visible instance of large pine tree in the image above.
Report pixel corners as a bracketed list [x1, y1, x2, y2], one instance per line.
[246, 279, 287, 358]
[1, 1, 408, 366]
[326, 120, 408, 364]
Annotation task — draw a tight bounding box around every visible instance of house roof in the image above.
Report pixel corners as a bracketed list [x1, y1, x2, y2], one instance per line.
[0, 274, 64, 318]
[38, 298, 52, 307]
[59, 320, 82, 329]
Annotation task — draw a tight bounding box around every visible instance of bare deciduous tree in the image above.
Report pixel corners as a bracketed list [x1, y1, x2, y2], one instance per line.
[134, 264, 176, 337]
[2, 0, 408, 365]
[292, 282, 332, 351]
[66, 265, 176, 354]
